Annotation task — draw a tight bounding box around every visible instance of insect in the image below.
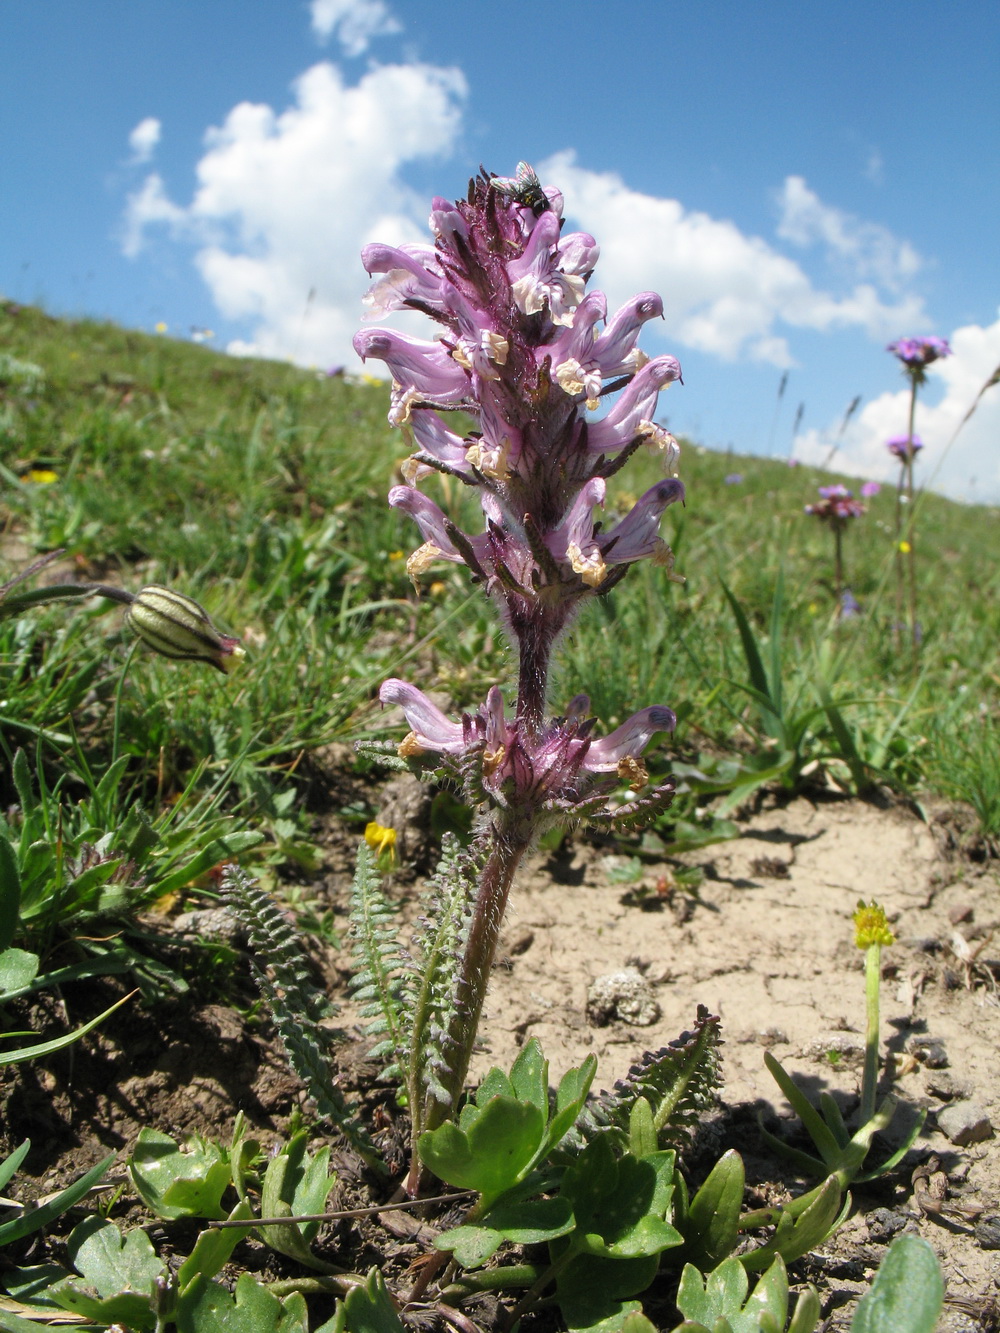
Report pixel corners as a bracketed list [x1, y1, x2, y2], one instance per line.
[491, 161, 549, 213]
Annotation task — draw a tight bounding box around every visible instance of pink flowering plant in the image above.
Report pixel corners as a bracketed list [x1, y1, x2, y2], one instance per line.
[804, 484, 865, 607]
[353, 166, 686, 1158]
[886, 337, 951, 646]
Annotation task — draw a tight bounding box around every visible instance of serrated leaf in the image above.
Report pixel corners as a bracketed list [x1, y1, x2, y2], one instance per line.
[560, 1138, 681, 1262]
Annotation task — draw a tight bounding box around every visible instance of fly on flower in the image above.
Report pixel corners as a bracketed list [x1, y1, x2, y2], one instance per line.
[490, 161, 549, 213]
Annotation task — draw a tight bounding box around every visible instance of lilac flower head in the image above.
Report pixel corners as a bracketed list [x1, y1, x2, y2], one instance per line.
[887, 337, 951, 386]
[860, 481, 881, 498]
[724, 473, 743, 485]
[804, 485, 865, 524]
[886, 433, 923, 461]
[887, 337, 951, 370]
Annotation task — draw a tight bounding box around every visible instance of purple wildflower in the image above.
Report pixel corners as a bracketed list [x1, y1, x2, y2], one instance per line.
[886, 433, 923, 461]
[840, 589, 861, 619]
[887, 337, 951, 370]
[804, 485, 865, 524]
[860, 481, 881, 498]
[724, 473, 743, 485]
[360, 165, 684, 807]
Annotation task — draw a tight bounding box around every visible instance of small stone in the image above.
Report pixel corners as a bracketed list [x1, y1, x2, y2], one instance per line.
[172, 906, 246, 946]
[908, 1035, 949, 1068]
[936, 1100, 993, 1146]
[975, 1216, 1000, 1250]
[803, 1034, 865, 1069]
[947, 903, 973, 925]
[586, 968, 660, 1027]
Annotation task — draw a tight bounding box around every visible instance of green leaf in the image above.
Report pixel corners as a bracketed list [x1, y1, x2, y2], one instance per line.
[0, 1141, 31, 1195]
[740, 1177, 843, 1271]
[628, 1098, 657, 1159]
[682, 1148, 745, 1271]
[849, 1235, 943, 1333]
[0, 949, 39, 997]
[437, 1195, 575, 1268]
[418, 1095, 546, 1206]
[67, 1215, 164, 1297]
[508, 1037, 548, 1111]
[176, 1271, 294, 1333]
[49, 1216, 164, 1330]
[0, 837, 20, 953]
[258, 1129, 338, 1270]
[0, 1152, 115, 1247]
[0, 988, 132, 1066]
[128, 1128, 233, 1220]
[330, 1269, 406, 1333]
[556, 1255, 657, 1333]
[178, 1199, 254, 1287]
[560, 1139, 682, 1261]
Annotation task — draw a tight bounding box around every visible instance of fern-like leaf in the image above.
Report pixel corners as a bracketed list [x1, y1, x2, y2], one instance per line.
[579, 1006, 722, 1148]
[347, 841, 413, 1082]
[406, 834, 479, 1115]
[222, 864, 383, 1172]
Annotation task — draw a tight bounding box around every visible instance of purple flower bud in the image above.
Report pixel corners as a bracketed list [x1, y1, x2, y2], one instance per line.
[507, 210, 585, 326]
[860, 481, 881, 497]
[805, 485, 865, 522]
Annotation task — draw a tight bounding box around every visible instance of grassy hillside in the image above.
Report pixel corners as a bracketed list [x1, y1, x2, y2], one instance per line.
[3, 300, 1000, 850]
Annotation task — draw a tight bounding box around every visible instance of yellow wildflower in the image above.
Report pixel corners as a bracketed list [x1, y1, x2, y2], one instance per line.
[365, 821, 397, 866]
[898, 540, 911, 554]
[26, 469, 58, 484]
[853, 899, 894, 950]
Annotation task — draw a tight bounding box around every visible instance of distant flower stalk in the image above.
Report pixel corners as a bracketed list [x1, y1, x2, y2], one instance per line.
[887, 337, 951, 648]
[356, 165, 683, 1172]
[804, 485, 864, 609]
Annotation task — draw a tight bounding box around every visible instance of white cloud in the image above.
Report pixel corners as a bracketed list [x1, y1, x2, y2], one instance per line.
[122, 59, 466, 364]
[793, 316, 1000, 501]
[128, 116, 161, 164]
[541, 152, 925, 367]
[309, 0, 401, 55]
[776, 175, 920, 291]
[864, 148, 884, 186]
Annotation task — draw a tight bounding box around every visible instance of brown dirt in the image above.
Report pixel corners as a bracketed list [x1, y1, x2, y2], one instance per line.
[2, 789, 999, 1330]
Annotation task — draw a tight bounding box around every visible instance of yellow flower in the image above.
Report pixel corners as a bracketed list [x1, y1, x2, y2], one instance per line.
[155, 321, 168, 334]
[364, 821, 397, 866]
[853, 899, 894, 950]
[898, 540, 911, 554]
[388, 550, 404, 561]
[26, 468, 58, 484]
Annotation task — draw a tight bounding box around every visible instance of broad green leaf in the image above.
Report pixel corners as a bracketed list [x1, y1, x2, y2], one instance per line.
[176, 1271, 294, 1333]
[850, 1235, 943, 1333]
[682, 1149, 745, 1271]
[66, 1215, 164, 1297]
[258, 1130, 338, 1270]
[129, 1128, 232, 1220]
[508, 1037, 548, 1111]
[560, 1139, 681, 1261]
[437, 1195, 575, 1268]
[419, 1095, 545, 1206]
[0, 950, 38, 997]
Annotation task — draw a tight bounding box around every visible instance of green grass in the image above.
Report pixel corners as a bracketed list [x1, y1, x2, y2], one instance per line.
[3, 300, 1000, 866]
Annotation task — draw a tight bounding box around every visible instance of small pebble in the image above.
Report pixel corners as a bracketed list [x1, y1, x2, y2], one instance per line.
[936, 1100, 994, 1146]
[948, 903, 974, 925]
[586, 968, 660, 1027]
[975, 1217, 1000, 1250]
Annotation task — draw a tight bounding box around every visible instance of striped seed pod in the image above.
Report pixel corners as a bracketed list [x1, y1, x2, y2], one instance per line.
[124, 585, 245, 674]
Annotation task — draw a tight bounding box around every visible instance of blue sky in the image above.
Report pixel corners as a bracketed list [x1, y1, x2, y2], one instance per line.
[4, 1, 999, 498]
